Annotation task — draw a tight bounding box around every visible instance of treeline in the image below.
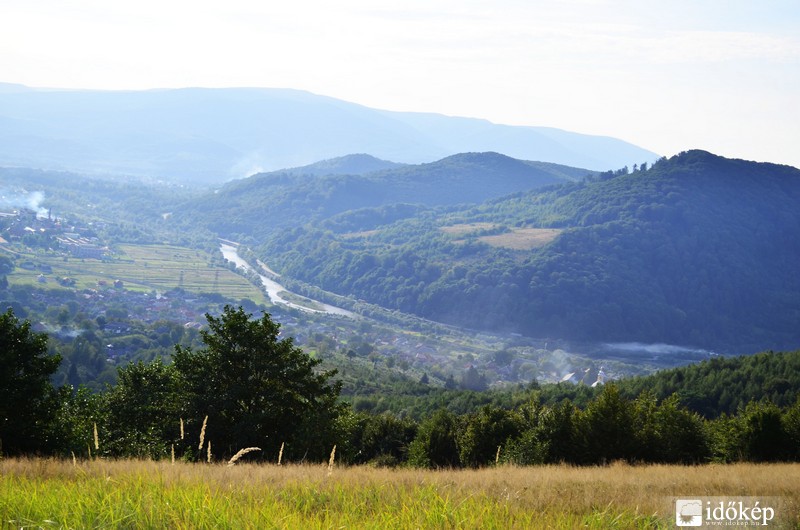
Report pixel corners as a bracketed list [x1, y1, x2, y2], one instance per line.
[3, 306, 800, 466]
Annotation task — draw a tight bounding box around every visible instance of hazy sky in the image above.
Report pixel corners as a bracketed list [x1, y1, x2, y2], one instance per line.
[2, 0, 799, 167]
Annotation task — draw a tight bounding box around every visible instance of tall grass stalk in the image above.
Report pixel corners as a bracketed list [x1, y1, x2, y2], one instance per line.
[227, 447, 261, 467]
[198, 415, 208, 451]
[278, 442, 284, 466]
[206, 441, 212, 464]
[180, 418, 184, 440]
[327, 445, 336, 476]
[93, 423, 99, 451]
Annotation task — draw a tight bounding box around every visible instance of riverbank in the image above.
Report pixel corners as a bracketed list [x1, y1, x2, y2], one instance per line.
[220, 242, 354, 317]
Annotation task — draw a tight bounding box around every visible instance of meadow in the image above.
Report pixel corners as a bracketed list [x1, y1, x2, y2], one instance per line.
[1, 459, 798, 529]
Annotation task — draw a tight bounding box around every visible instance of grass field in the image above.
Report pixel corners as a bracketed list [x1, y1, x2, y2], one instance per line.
[439, 224, 563, 250]
[440, 223, 501, 236]
[1, 459, 798, 529]
[5, 243, 269, 304]
[478, 228, 563, 250]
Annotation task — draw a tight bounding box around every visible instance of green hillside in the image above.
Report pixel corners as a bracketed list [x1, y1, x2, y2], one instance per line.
[260, 151, 800, 353]
[616, 349, 800, 418]
[176, 152, 590, 241]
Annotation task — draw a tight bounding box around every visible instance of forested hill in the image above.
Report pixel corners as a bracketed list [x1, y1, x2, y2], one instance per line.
[615, 349, 800, 418]
[177, 152, 591, 241]
[261, 150, 800, 353]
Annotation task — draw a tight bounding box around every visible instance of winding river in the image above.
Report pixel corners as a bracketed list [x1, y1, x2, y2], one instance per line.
[219, 243, 354, 317]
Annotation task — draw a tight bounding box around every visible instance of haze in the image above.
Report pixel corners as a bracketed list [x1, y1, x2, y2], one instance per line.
[1, 0, 799, 168]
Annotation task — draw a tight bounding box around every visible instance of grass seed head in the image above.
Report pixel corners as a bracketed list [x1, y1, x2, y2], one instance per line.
[198, 415, 208, 450]
[327, 445, 337, 475]
[227, 447, 262, 466]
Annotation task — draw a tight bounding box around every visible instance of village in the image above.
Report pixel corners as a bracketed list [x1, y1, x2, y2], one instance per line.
[0, 206, 631, 392]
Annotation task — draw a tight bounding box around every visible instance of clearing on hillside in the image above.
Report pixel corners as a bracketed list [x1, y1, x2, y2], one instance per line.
[478, 228, 562, 250]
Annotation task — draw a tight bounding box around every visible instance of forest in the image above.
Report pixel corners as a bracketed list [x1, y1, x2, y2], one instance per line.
[2, 306, 799, 468]
[252, 151, 800, 352]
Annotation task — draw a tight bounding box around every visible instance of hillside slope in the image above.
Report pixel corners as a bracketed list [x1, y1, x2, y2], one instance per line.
[178, 152, 589, 240]
[261, 151, 800, 353]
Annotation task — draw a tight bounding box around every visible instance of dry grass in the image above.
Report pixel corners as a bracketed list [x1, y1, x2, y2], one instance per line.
[479, 227, 563, 250]
[228, 447, 262, 467]
[1, 459, 798, 528]
[440, 222, 501, 236]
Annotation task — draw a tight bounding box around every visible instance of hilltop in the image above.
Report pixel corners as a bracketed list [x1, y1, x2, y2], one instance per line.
[177, 151, 592, 240]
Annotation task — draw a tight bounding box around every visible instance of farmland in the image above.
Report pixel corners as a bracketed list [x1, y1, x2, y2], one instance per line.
[6, 243, 268, 305]
[1, 459, 798, 528]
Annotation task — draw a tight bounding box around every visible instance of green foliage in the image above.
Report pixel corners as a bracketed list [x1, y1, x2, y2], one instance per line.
[617, 350, 800, 417]
[710, 401, 794, 463]
[458, 405, 523, 468]
[0, 309, 62, 455]
[103, 359, 183, 459]
[346, 412, 418, 466]
[51, 386, 106, 457]
[171, 305, 344, 460]
[579, 384, 636, 464]
[407, 410, 461, 469]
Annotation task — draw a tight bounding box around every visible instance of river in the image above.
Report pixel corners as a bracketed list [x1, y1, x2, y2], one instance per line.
[219, 243, 354, 317]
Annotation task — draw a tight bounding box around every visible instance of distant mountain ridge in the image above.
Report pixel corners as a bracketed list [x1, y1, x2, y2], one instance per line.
[0, 85, 659, 184]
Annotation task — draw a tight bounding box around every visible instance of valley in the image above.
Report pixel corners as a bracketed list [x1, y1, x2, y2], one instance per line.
[3, 148, 799, 400]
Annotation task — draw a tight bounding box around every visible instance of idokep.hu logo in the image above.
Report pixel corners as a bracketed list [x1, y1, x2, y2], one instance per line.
[675, 497, 779, 527]
[675, 499, 703, 526]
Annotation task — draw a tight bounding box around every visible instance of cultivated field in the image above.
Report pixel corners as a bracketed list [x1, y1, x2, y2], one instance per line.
[1, 459, 798, 529]
[6, 243, 269, 304]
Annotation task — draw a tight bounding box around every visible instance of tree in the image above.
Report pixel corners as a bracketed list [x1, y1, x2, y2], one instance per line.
[458, 405, 523, 467]
[171, 306, 343, 460]
[0, 309, 62, 455]
[104, 359, 183, 459]
[348, 412, 417, 466]
[580, 384, 636, 464]
[407, 409, 461, 468]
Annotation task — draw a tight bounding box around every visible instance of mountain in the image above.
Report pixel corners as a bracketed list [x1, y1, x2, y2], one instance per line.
[255, 151, 800, 354]
[178, 151, 592, 239]
[0, 85, 658, 184]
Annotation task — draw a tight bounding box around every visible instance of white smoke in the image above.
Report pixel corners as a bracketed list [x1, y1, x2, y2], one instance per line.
[0, 189, 49, 217]
[229, 152, 267, 180]
[602, 342, 715, 356]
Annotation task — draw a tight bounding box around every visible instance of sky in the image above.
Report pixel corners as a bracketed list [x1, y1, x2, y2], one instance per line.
[2, 0, 799, 167]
